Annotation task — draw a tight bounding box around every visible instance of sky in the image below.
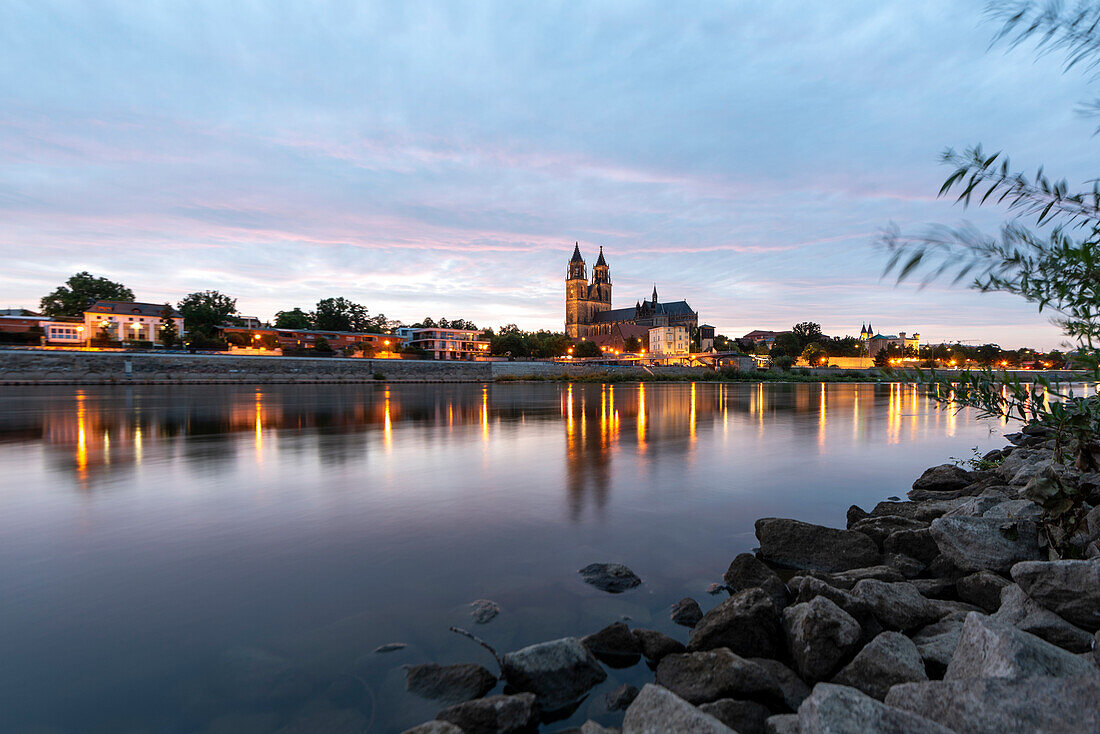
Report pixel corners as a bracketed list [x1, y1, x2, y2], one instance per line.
[1, 1, 1097, 349]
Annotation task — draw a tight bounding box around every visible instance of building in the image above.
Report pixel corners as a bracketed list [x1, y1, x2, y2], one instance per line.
[698, 324, 715, 352]
[220, 326, 405, 355]
[395, 326, 490, 360]
[583, 323, 651, 355]
[565, 244, 698, 339]
[649, 325, 690, 359]
[741, 330, 783, 347]
[84, 301, 184, 344]
[859, 323, 920, 357]
[44, 320, 87, 345]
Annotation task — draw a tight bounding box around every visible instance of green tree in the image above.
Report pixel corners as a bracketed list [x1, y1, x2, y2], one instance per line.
[158, 303, 178, 348]
[179, 291, 238, 338]
[573, 340, 601, 358]
[792, 322, 823, 348]
[770, 332, 801, 358]
[801, 342, 826, 366]
[624, 336, 641, 353]
[274, 307, 312, 329]
[40, 272, 134, 318]
[311, 297, 370, 332]
[313, 336, 333, 353]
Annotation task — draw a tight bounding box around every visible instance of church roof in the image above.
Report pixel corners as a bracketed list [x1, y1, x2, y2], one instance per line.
[594, 246, 607, 267]
[570, 242, 584, 263]
[591, 299, 697, 323]
[593, 306, 639, 323]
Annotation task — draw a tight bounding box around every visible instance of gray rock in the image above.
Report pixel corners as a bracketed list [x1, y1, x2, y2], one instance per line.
[374, 642, 407, 653]
[881, 552, 925, 579]
[215, 647, 316, 705]
[580, 723, 618, 734]
[885, 676, 1100, 734]
[945, 612, 1096, 679]
[749, 657, 812, 710]
[500, 637, 606, 709]
[404, 663, 497, 704]
[848, 516, 928, 548]
[579, 563, 642, 593]
[944, 491, 1013, 518]
[912, 464, 973, 491]
[955, 571, 1011, 613]
[631, 628, 685, 661]
[908, 577, 954, 599]
[655, 648, 783, 706]
[755, 518, 879, 573]
[827, 566, 906, 587]
[993, 584, 1093, 652]
[671, 598, 704, 628]
[870, 500, 954, 522]
[436, 692, 538, 734]
[911, 616, 964, 674]
[622, 684, 735, 733]
[581, 621, 642, 663]
[606, 682, 639, 711]
[850, 580, 939, 632]
[275, 709, 368, 734]
[983, 499, 1043, 519]
[1011, 559, 1100, 631]
[687, 587, 783, 658]
[764, 713, 800, 734]
[470, 599, 501, 624]
[882, 528, 939, 564]
[797, 683, 953, 734]
[846, 504, 870, 528]
[402, 721, 466, 734]
[996, 447, 1052, 482]
[790, 576, 869, 621]
[831, 632, 927, 701]
[782, 596, 862, 682]
[699, 698, 771, 734]
[1010, 461, 1047, 486]
[724, 552, 790, 610]
[929, 516, 1041, 574]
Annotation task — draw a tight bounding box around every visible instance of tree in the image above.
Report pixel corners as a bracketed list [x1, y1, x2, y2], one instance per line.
[311, 297, 370, 332]
[573, 340, 601, 358]
[313, 336, 333, 353]
[158, 303, 179, 348]
[873, 350, 890, 368]
[274, 307, 312, 329]
[179, 291, 237, 338]
[801, 343, 826, 366]
[624, 336, 641, 353]
[770, 332, 801, 358]
[40, 272, 134, 318]
[792, 322, 823, 348]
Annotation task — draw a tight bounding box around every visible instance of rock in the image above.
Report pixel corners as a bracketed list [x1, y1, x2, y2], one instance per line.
[929, 599, 984, 618]
[699, 698, 771, 734]
[764, 713, 800, 734]
[790, 576, 869, 620]
[655, 648, 783, 706]
[606, 682, 639, 711]
[945, 612, 1096, 679]
[470, 599, 501, 624]
[996, 447, 1052, 482]
[724, 552, 790, 610]
[831, 632, 927, 701]
[956, 571, 1011, 613]
[749, 657, 811, 710]
[983, 499, 1043, 519]
[1011, 559, 1100, 631]
[671, 598, 704, 628]
[911, 616, 964, 675]
[913, 464, 973, 492]
[908, 577, 954, 599]
[845, 504, 869, 528]
[848, 516, 928, 548]
[885, 676, 1100, 734]
[755, 518, 879, 573]
[580, 723, 617, 734]
[992, 584, 1093, 652]
[881, 552, 925, 579]
[827, 565, 906, 587]
[402, 721, 466, 734]
[435, 692, 538, 734]
[500, 637, 606, 709]
[375, 642, 407, 653]
[782, 596, 862, 681]
[1010, 461, 1047, 486]
[687, 587, 783, 658]
[882, 528, 939, 564]
[631, 628, 685, 661]
[850, 580, 938, 632]
[275, 709, 369, 734]
[404, 662, 497, 704]
[944, 490, 1013, 518]
[581, 621, 642, 665]
[797, 683, 953, 734]
[579, 563, 642, 593]
[215, 647, 316, 705]
[870, 500, 953, 522]
[622, 684, 735, 733]
[929, 516, 1041, 573]
[923, 552, 968, 581]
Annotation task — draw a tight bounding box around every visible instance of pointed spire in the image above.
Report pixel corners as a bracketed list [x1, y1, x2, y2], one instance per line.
[867, 322, 873, 335]
[570, 242, 584, 263]
[651, 284, 659, 303]
[595, 246, 607, 267]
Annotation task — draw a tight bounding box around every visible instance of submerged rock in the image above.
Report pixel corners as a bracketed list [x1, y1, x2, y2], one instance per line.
[782, 596, 862, 682]
[500, 637, 606, 710]
[579, 563, 642, 593]
[670, 598, 704, 628]
[655, 649, 783, 706]
[402, 722, 465, 734]
[755, 518, 879, 573]
[469, 599, 501, 624]
[404, 662, 497, 704]
[374, 642, 408, 653]
[797, 683, 953, 734]
[605, 682, 639, 711]
[687, 587, 783, 658]
[945, 612, 1096, 679]
[831, 632, 927, 701]
[435, 692, 538, 734]
[631, 628, 686, 661]
[1011, 559, 1100, 631]
[622, 684, 735, 733]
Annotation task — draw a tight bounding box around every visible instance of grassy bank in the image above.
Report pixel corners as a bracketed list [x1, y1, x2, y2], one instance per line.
[496, 369, 887, 384]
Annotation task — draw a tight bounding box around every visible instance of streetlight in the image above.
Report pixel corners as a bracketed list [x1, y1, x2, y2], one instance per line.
[76, 325, 85, 348]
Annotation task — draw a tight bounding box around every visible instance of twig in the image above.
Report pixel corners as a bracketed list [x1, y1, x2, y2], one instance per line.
[449, 626, 504, 678]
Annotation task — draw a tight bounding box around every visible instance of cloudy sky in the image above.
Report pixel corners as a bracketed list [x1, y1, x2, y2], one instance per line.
[2, 1, 1096, 347]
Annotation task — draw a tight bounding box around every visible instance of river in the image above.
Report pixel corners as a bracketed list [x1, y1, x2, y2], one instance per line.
[0, 381, 1007, 732]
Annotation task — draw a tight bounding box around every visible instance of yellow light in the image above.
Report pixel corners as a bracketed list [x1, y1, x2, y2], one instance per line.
[383, 340, 390, 345]
[76, 326, 84, 332]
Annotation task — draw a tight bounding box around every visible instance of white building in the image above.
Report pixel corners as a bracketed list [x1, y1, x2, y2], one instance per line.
[648, 325, 690, 361]
[84, 301, 184, 344]
[394, 326, 489, 360]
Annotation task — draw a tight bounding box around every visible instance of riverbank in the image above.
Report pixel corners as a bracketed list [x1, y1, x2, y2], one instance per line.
[400, 430, 1100, 732]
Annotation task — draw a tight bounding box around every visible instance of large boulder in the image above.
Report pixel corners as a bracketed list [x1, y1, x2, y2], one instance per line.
[655, 648, 784, 706]
[765, 713, 799, 734]
[622, 684, 735, 733]
[882, 528, 939, 564]
[827, 565, 906, 588]
[782, 596, 862, 681]
[850, 580, 939, 632]
[499, 637, 606, 710]
[992, 584, 1093, 652]
[913, 464, 973, 492]
[581, 621, 642, 665]
[687, 587, 783, 658]
[699, 698, 771, 734]
[790, 576, 870, 621]
[756, 518, 879, 573]
[886, 676, 1100, 734]
[797, 683, 953, 734]
[929, 516, 1041, 574]
[671, 598, 704, 628]
[945, 612, 1096, 679]
[748, 657, 811, 710]
[911, 616, 965, 675]
[848, 516, 928, 548]
[724, 552, 790, 610]
[831, 632, 927, 701]
[404, 663, 497, 704]
[870, 500, 956, 522]
[955, 571, 1011, 613]
[631, 628, 685, 661]
[1011, 559, 1100, 631]
[435, 692, 538, 734]
[579, 562, 641, 593]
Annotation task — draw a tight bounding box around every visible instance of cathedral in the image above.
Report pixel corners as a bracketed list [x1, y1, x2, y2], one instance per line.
[565, 243, 699, 339]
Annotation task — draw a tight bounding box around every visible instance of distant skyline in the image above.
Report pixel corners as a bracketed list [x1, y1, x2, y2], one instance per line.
[2, 1, 1097, 349]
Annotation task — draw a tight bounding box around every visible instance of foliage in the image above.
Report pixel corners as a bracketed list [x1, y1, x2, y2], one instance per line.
[40, 272, 134, 318]
[572, 340, 602, 358]
[801, 342, 826, 365]
[624, 336, 642, 353]
[274, 307, 312, 329]
[412, 316, 478, 330]
[771, 354, 794, 372]
[311, 297, 370, 332]
[769, 332, 800, 359]
[186, 333, 228, 351]
[951, 446, 1006, 471]
[792, 321, 823, 348]
[313, 336, 333, 353]
[873, 350, 890, 368]
[399, 343, 428, 358]
[179, 290, 237, 338]
[490, 327, 572, 358]
[158, 303, 179, 348]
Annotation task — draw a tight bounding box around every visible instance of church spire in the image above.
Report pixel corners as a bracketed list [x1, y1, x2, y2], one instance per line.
[570, 242, 584, 263]
[651, 284, 659, 303]
[595, 246, 607, 267]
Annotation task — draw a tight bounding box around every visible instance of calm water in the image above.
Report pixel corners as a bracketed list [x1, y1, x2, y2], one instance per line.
[0, 382, 1005, 733]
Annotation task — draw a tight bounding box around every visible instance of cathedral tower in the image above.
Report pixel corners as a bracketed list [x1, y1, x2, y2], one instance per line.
[565, 243, 588, 338]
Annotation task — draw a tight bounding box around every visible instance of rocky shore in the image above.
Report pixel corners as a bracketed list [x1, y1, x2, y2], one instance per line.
[401, 429, 1100, 733]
